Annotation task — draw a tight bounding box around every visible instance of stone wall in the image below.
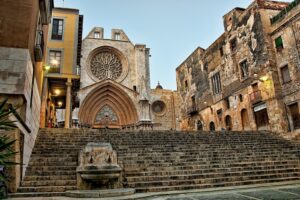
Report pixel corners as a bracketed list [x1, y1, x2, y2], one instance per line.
[0, 47, 41, 179]
[150, 88, 181, 130]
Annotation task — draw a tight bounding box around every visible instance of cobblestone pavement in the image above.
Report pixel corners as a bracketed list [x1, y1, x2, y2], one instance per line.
[9, 184, 300, 200]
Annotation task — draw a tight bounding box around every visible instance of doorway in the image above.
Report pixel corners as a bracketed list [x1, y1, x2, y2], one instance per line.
[241, 109, 249, 130]
[288, 103, 300, 130]
[253, 103, 269, 130]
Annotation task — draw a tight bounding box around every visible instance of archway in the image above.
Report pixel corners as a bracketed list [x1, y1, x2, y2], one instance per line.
[78, 81, 138, 128]
[225, 115, 232, 130]
[197, 120, 203, 131]
[241, 109, 249, 130]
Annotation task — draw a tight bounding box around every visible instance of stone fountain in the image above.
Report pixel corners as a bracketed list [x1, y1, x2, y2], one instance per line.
[65, 143, 135, 198]
[76, 142, 122, 189]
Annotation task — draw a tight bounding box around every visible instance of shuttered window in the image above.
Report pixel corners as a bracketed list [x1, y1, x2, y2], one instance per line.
[281, 65, 291, 84]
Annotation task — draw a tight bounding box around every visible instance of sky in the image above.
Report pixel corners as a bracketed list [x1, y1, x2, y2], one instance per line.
[54, 0, 256, 90]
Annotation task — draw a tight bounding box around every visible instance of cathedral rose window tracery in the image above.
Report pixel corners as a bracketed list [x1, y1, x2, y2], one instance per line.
[95, 105, 119, 123]
[90, 52, 123, 81]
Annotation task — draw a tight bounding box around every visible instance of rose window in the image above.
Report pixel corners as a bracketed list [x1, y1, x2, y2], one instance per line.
[90, 52, 123, 81]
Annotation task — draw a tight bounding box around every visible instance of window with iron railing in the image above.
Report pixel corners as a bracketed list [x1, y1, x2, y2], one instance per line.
[34, 30, 44, 61]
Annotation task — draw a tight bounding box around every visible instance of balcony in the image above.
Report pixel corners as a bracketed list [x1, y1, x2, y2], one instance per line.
[250, 90, 263, 104]
[187, 104, 198, 116]
[34, 30, 44, 62]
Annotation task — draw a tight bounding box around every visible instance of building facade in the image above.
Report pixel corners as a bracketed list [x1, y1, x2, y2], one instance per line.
[78, 28, 180, 130]
[40, 7, 83, 129]
[176, 0, 300, 137]
[0, 0, 53, 191]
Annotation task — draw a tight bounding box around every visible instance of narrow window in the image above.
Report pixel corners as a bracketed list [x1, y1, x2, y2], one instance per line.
[281, 65, 291, 84]
[191, 95, 196, 107]
[51, 18, 64, 40]
[275, 36, 283, 51]
[115, 33, 120, 40]
[94, 32, 100, 39]
[217, 109, 222, 121]
[240, 60, 249, 79]
[211, 72, 222, 94]
[230, 38, 237, 52]
[219, 46, 224, 57]
[225, 97, 230, 109]
[239, 94, 243, 102]
[185, 80, 188, 91]
[133, 85, 137, 91]
[49, 50, 62, 73]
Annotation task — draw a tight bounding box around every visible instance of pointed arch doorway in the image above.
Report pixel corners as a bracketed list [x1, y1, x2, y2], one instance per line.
[78, 81, 138, 129]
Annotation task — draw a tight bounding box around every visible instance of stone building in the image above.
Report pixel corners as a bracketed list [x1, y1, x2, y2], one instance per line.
[176, 0, 300, 137]
[78, 28, 180, 130]
[0, 0, 53, 191]
[40, 7, 83, 129]
[270, 0, 300, 137]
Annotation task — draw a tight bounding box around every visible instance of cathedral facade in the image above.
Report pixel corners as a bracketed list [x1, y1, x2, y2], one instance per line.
[78, 28, 181, 130]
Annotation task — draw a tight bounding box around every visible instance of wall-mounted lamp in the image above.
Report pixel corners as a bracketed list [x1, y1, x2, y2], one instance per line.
[54, 89, 61, 95]
[58, 101, 63, 107]
[44, 65, 51, 71]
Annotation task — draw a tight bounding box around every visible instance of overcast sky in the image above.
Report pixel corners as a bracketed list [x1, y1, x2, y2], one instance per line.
[54, 0, 263, 90]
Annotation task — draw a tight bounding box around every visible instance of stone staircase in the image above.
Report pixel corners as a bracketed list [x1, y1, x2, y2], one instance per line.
[12, 128, 300, 197]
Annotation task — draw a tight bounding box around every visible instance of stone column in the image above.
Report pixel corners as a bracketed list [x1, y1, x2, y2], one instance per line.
[40, 77, 48, 128]
[65, 79, 72, 128]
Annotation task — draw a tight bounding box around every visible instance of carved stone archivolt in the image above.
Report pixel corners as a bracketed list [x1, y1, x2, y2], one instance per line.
[90, 52, 122, 81]
[78, 80, 138, 128]
[87, 47, 128, 83]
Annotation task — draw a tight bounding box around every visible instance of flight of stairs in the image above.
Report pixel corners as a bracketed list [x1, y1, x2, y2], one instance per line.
[12, 128, 300, 197]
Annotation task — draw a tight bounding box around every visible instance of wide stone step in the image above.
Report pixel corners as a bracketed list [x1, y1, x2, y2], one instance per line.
[120, 157, 298, 166]
[128, 172, 300, 188]
[29, 157, 78, 162]
[24, 175, 77, 181]
[123, 160, 300, 172]
[125, 164, 300, 176]
[26, 166, 77, 172]
[17, 186, 77, 193]
[126, 168, 300, 182]
[25, 170, 77, 176]
[134, 177, 300, 193]
[21, 179, 77, 187]
[9, 192, 65, 198]
[28, 161, 77, 166]
[119, 154, 299, 161]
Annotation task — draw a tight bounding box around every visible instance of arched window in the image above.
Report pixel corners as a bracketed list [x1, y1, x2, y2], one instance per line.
[197, 120, 203, 131]
[225, 115, 232, 130]
[209, 122, 215, 131]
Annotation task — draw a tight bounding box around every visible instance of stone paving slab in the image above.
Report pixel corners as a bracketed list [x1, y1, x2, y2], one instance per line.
[279, 187, 300, 195]
[9, 182, 300, 200]
[240, 189, 300, 200]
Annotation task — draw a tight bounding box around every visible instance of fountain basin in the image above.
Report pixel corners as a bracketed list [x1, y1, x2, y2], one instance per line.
[77, 166, 122, 182]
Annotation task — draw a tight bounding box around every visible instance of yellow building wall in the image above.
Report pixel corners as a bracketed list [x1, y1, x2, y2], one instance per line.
[47, 10, 78, 75]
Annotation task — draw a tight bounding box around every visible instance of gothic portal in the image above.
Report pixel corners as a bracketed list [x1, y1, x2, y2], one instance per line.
[78, 27, 180, 130]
